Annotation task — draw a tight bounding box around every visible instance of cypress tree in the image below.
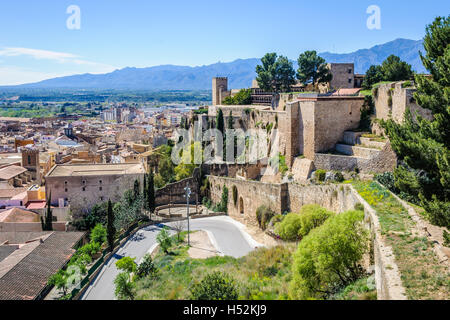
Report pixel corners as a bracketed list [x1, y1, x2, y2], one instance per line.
[43, 191, 53, 231]
[107, 199, 116, 252]
[133, 179, 140, 200]
[143, 173, 148, 208]
[381, 16, 450, 228]
[216, 108, 224, 135]
[147, 169, 155, 214]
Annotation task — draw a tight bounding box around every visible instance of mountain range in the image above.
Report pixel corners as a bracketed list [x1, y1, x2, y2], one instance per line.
[7, 38, 425, 90]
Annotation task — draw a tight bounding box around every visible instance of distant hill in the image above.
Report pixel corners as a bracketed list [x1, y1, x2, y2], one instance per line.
[319, 38, 425, 74]
[7, 38, 424, 90]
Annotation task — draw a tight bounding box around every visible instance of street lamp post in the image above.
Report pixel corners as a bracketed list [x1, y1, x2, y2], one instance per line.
[184, 185, 192, 246]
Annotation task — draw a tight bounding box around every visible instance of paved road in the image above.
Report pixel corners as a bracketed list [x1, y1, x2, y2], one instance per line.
[81, 216, 260, 300]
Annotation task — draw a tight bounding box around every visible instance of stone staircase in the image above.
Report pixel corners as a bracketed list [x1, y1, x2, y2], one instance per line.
[335, 131, 387, 159]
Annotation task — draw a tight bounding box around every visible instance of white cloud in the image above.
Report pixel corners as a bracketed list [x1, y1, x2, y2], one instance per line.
[0, 47, 118, 85]
[0, 47, 116, 69]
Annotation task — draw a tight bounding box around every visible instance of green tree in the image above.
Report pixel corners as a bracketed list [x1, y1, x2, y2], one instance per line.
[381, 55, 414, 81]
[227, 111, 233, 130]
[290, 210, 368, 300]
[216, 108, 224, 136]
[107, 200, 116, 252]
[133, 179, 141, 200]
[297, 205, 334, 239]
[48, 270, 69, 296]
[136, 254, 158, 279]
[276, 55, 297, 92]
[222, 88, 252, 105]
[275, 213, 303, 241]
[256, 53, 296, 93]
[156, 227, 172, 254]
[296, 50, 332, 86]
[90, 223, 107, 245]
[362, 65, 384, 89]
[174, 142, 201, 181]
[116, 256, 137, 274]
[42, 191, 53, 231]
[380, 16, 450, 228]
[114, 272, 135, 300]
[147, 169, 156, 213]
[190, 271, 239, 300]
[256, 52, 278, 93]
[157, 156, 175, 187]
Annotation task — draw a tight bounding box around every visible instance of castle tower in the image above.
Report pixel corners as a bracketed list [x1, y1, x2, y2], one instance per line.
[212, 77, 228, 106]
[22, 148, 41, 185]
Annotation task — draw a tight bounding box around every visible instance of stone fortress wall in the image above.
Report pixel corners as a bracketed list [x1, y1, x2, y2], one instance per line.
[207, 175, 407, 300]
[372, 81, 433, 135]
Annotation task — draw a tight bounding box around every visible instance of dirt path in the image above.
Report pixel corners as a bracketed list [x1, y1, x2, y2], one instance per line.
[187, 231, 220, 259]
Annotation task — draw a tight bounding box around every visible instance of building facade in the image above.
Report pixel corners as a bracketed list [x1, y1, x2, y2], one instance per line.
[45, 163, 146, 212]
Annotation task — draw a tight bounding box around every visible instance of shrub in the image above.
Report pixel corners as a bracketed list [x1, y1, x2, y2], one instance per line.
[79, 242, 101, 257]
[268, 214, 285, 229]
[333, 171, 344, 183]
[275, 213, 303, 241]
[136, 254, 158, 279]
[297, 205, 334, 239]
[214, 185, 229, 213]
[90, 223, 107, 245]
[232, 186, 238, 206]
[256, 205, 275, 230]
[443, 230, 450, 247]
[315, 169, 326, 182]
[290, 210, 369, 300]
[190, 271, 239, 300]
[156, 227, 173, 254]
[354, 203, 365, 212]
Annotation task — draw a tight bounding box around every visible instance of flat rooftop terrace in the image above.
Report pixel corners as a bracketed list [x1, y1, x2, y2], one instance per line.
[46, 163, 145, 177]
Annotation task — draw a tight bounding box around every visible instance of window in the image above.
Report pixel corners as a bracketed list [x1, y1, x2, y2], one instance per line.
[65, 188, 68, 192]
[64, 181, 68, 185]
[27, 155, 31, 165]
[99, 180, 102, 184]
[100, 197, 104, 201]
[82, 180, 86, 185]
[99, 187, 103, 191]
[348, 69, 352, 74]
[82, 187, 86, 192]
[348, 79, 352, 84]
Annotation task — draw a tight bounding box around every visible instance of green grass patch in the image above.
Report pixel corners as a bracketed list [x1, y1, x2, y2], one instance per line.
[352, 181, 450, 300]
[135, 245, 296, 300]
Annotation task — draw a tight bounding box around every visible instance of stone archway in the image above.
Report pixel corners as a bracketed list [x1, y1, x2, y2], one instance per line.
[239, 197, 244, 215]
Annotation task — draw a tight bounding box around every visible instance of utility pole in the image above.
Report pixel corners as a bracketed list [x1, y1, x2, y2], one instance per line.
[184, 185, 192, 246]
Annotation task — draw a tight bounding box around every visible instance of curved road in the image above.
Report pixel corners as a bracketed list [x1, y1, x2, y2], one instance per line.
[81, 216, 261, 300]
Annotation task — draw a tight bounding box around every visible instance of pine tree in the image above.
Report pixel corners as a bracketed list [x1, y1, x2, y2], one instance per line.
[107, 199, 116, 252]
[147, 169, 155, 214]
[381, 16, 450, 228]
[296, 51, 332, 87]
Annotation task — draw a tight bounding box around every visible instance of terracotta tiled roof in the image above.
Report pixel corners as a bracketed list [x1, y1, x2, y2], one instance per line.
[0, 231, 84, 300]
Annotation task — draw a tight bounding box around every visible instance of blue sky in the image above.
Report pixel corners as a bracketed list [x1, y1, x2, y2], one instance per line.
[0, 0, 448, 85]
